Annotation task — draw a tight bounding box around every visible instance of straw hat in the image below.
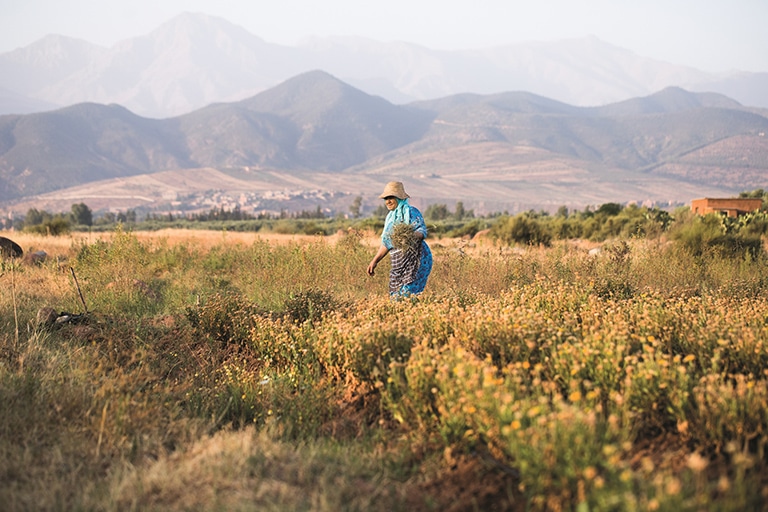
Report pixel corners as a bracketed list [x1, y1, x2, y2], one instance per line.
[379, 181, 410, 199]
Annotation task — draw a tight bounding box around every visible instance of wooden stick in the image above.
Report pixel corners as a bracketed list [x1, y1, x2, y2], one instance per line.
[12, 262, 19, 349]
[70, 267, 88, 314]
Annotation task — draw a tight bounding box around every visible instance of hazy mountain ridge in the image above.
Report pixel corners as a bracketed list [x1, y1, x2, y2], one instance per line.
[0, 35, 108, 93]
[0, 103, 192, 196]
[0, 71, 437, 199]
[0, 12, 766, 118]
[405, 88, 768, 172]
[0, 71, 766, 215]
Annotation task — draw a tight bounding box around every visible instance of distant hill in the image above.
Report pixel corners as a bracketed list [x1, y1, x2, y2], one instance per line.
[185, 71, 434, 170]
[0, 12, 766, 118]
[385, 86, 768, 177]
[0, 103, 192, 195]
[0, 72, 766, 215]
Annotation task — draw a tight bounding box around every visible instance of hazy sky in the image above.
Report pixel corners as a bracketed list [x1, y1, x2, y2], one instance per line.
[1, 0, 766, 73]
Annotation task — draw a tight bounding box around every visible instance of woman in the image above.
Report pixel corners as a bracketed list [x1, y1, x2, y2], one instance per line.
[367, 181, 433, 297]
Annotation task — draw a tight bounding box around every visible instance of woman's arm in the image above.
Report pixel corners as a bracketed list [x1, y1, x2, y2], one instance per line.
[411, 207, 428, 240]
[367, 245, 390, 276]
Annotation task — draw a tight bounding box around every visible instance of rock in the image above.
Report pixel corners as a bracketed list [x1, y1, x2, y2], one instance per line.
[25, 250, 47, 265]
[36, 307, 58, 328]
[0, 236, 23, 259]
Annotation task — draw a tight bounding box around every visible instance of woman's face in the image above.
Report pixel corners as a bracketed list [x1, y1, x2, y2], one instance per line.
[384, 196, 398, 211]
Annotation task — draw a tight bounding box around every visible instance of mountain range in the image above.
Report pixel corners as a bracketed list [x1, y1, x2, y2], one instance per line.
[1, 70, 767, 217]
[1, 12, 767, 120]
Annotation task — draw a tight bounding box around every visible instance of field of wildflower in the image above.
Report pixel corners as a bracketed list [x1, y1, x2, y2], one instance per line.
[1, 227, 767, 511]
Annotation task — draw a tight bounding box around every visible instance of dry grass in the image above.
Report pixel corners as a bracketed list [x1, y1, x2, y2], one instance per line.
[389, 223, 419, 254]
[2, 228, 768, 511]
[2, 228, 380, 255]
[112, 426, 410, 511]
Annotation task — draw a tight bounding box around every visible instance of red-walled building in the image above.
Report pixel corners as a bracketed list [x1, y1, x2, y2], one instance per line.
[690, 197, 763, 217]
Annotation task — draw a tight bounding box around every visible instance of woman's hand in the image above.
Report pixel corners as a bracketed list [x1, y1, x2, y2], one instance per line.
[368, 245, 389, 276]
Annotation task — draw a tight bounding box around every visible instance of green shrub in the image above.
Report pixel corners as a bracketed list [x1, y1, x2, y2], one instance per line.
[186, 292, 261, 345]
[491, 214, 552, 246]
[24, 217, 70, 236]
[444, 219, 487, 238]
[671, 213, 763, 259]
[282, 288, 340, 324]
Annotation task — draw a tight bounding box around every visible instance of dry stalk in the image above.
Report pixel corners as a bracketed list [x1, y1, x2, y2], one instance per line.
[11, 261, 19, 349]
[96, 399, 110, 458]
[390, 222, 419, 255]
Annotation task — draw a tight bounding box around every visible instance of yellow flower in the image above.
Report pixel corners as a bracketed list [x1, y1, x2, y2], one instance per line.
[686, 452, 708, 472]
[665, 477, 682, 495]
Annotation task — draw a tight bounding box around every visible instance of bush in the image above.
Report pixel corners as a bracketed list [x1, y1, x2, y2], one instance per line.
[282, 288, 340, 324]
[671, 213, 764, 259]
[444, 219, 487, 239]
[186, 292, 261, 345]
[24, 217, 70, 236]
[491, 214, 552, 246]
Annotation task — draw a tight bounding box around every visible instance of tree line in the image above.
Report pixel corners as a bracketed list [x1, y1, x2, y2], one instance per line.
[8, 190, 768, 257]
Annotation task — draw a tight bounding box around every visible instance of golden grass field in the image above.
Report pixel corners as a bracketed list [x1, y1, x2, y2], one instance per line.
[10, 228, 370, 253]
[2, 227, 767, 511]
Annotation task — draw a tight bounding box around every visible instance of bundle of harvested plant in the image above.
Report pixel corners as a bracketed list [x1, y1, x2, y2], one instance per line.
[390, 222, 419, 255]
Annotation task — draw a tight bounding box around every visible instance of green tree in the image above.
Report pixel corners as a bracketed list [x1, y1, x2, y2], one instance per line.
[491, 213, 552, 247]
[740, 188, 765, 198]
[25, 215, 70, 236]
[70, 203, 93, 226]
[24, 208, 45, 226]
[740, 189, 768, 210]
[596, 202, 622, 216]
[349, 196, 363, 218]
[426, 203, 450, 221]
[454, 201, 466, 220]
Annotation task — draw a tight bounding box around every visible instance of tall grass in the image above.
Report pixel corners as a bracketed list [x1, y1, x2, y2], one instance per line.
[1, 229, 768, 510]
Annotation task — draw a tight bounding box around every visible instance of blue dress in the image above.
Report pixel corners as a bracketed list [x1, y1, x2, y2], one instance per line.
[382, 204, 433, 297]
